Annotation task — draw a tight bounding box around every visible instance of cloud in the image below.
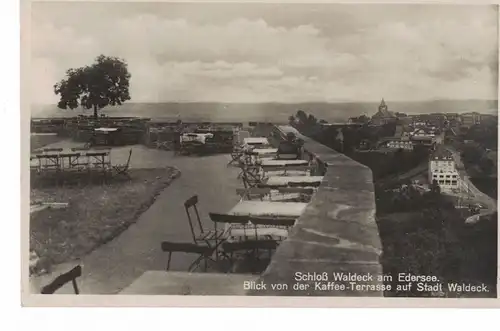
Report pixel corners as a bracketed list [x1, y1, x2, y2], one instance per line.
[30, 57, 58, 104]
[30, 4, 498, 104]
[104, 16, 328, 66]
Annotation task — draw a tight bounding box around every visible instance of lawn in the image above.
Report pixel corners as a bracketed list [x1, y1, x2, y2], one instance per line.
[29, 167, 181, 275]
[30, 134, 64, 152]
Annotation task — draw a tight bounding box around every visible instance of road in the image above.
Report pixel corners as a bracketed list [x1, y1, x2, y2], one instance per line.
[444, 145, 497, 223]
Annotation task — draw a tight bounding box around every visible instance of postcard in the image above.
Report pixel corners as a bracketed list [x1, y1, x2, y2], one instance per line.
[22, 0, 499, 307]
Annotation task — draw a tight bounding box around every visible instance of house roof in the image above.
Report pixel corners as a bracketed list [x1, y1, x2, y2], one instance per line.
[378, 137, 401, 143]
[431, 146, 453, 160]
[371, 98, 396, 119]
[411, 135, 434, 141]
[372, 110, 396, 118]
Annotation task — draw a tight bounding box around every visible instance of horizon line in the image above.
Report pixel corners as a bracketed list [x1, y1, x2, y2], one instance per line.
[31, 98, 499, 106]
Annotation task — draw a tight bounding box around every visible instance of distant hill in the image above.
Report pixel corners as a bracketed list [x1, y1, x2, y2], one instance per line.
[30, 99, 498, 122]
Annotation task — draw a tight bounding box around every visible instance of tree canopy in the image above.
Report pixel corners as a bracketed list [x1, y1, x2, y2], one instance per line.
[54, 55, 131, 119]
[349, 115, 370, 124]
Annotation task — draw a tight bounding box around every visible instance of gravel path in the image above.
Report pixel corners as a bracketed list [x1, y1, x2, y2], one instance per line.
[29, 144, 242, 294]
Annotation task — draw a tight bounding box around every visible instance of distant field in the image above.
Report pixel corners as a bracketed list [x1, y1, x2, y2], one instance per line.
[30, 134, 64, 152]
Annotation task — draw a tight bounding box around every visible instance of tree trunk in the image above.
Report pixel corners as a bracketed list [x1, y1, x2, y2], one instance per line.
[93, 105, 98, 120]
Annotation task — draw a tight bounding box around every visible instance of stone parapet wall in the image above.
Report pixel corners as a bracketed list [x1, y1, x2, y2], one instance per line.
[247, 125, 384, 297]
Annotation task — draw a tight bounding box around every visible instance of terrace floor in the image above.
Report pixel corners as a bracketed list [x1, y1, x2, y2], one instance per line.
[29, 139, 242, 294]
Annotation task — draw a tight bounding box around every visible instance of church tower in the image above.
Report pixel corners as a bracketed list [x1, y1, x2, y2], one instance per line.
[379, 98, 388, 114]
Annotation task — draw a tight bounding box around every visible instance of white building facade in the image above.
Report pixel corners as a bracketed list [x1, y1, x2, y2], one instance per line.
[387, 140, 414, 151]
[428, 150, 460, 192]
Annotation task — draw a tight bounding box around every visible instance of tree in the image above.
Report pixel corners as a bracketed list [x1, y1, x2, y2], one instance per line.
[349, 115, 370, 124]
[430, 180, 441, 195]
[296, 110, 308, 124]
[479, 156, 495, 175]
[461, 143, 485, 165]
[307, 114, 317, 125]
[393, 148, 406, 172]
[54, 55, 131, 119]
[380, 122, 397, 137]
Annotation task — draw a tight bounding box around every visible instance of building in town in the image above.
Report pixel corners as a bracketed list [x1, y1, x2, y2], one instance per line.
[412, 120, 429, 128]
[445, 113, 461, 121]
[371, 99, 397, 126]
[378, 125, 414, 151]
[410, 113, 447, 128]
[428, 148, 459, 192]
[461, 112, 481, 127]
[479, 113, 497, 124]
[411, 135, 436, 150]
[397, 116, 413, 126]
[386, 138, 414, 151]
[428, 113, 447, 127]
[411, 127, 438, 137]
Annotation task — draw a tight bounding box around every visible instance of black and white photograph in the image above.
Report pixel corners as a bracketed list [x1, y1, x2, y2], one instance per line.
[25, 1, 498, 301]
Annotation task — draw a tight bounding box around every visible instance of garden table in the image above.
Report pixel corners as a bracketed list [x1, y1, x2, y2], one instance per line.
[243, 137, 269, 146]
[228, 200, 307, 218]
[260, 159, 309, 166]
[263, 176, 324, 188]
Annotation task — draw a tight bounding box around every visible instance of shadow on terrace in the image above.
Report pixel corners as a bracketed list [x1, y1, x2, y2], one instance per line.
[115, 123, 329, 295]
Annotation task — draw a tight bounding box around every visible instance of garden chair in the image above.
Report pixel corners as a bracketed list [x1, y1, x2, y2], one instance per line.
[30, 156, 40, 172]
[113, 148, 132, 178]
[235, 187, 271, 201]
[237, 130, 251, 146]
[227, 146, 245, 166]
[220, 239, 278, 274]
[208, 213, 278, 273]
[160, 241, 215, 272]
[239, 163, 263, 189]
[184, 195, 226, 246]
[40, 265, 82, 294]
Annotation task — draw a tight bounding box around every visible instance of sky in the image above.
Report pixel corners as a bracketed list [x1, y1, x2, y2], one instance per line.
[30, 2, 499, 104]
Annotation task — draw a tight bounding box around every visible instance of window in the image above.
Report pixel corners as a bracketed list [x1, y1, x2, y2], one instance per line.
[439, 180, 444, 184]
[451, 181, 457, 185]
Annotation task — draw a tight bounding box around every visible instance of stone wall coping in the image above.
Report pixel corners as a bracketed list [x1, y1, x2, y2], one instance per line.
[246, 125, 383, 297]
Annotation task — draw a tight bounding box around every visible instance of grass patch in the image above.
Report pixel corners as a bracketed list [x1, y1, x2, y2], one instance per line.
[30, 134, 64, 152]
[30, 167, 181, 275]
